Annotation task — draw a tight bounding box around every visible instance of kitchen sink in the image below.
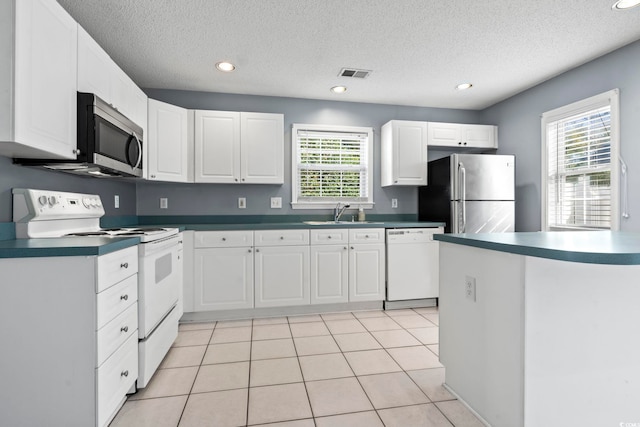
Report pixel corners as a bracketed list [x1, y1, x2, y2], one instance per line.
[303, 221, 383, 225]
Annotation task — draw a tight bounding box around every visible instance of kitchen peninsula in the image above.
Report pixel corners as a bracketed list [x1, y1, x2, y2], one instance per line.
[434, 231, 640, 427]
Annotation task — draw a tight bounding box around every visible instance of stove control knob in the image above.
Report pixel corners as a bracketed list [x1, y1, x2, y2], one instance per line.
[38, 195, 48, 206]
[48, 196, 58, 206]
[82, 198, 91, 208]
[95, 199, 102, 208]
[89, 199, 96, 207]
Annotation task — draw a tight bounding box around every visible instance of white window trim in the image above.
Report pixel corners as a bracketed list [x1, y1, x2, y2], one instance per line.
[291, 123, 374, 210]
[540, 89, 620, 231]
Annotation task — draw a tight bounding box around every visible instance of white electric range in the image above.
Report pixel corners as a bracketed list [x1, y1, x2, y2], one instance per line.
[12, 188, 182, 389]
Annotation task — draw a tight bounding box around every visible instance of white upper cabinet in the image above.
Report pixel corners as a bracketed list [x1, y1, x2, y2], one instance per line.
[381, 120, 428, 186]
[147, 99, 191, 182]
[427, 122, 498, 149]
[194, 110, 284, 184]
[0, 0, 77, 159]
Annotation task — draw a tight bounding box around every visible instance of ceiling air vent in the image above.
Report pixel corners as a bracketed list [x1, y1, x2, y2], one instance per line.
[339, 68, 372, 79]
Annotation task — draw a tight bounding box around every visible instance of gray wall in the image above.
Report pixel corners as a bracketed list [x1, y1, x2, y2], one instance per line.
[482, 39, 640, 232]
[137, 91, 482, 217]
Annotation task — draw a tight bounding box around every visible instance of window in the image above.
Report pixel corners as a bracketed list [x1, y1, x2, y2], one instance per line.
[291, 124, 374, 209]
[541, 89, 619, 231]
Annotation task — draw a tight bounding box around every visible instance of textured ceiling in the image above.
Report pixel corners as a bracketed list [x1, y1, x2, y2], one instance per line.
[57, 0, 640, 110]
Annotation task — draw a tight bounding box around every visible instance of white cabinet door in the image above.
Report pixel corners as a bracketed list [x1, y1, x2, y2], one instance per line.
[194, 247, 254, 311]
[194, 110, 241, 183]
[310, 245, 349, 304]
[462, 124, 497, 149]
[147, 99, 190, 182]
[381, 120, 427, 186]
[3, 0, 78, 159]
[254, 246, 310, 307]
[77, 26, 111, 102]
[349, 243, 385, 302]
[427, 122, 463, 148]
[241, 112, 284, 184]
[428, 122, 497, 149]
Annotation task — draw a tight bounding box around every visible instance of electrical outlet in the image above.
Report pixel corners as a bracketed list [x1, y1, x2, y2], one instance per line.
[270, 197, 282, 208]
[160, 197, 168, 209]
[391, 198, 398, 208]
[465, 275, 476, 302]
[114, 195, 120, 209]
[238, 197, 246, 209]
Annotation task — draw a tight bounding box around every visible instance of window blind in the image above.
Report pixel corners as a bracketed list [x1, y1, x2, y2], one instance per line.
[547, 105, 612, 229]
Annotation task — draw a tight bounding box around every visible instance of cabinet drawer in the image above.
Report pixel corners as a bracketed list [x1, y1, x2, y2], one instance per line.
[96, 274, 138, 329]
[255, 229, 309, 246]
[310, 229, 349, 245]
[349, 228, 385, 244]
[96, 333, 138, 427]
[97, 304, 138, 367]
[96, 246, 138, 292]
[195, 230, 253, 248]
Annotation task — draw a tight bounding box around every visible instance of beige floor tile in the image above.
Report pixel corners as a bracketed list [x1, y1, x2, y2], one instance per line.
[290, 321, 330, 337]
[179, 389, 247, 427]
[388, 346, 443, 370]
[422, 313, 439, 325]
[320, 312, 355, 321]
[333, 332, 382, 352]
[427, 344, 439, 356]
[378, 403, 453, 427]
[215, 319, 253, 328]
[343, 349, 402, 376]
[252, 338, 297, 360]
[294, 335, 340, 356]
[253, 316, 288, 325]
[358, 316, 402, 331]
[250, 357, 303, 387]
[393, 314, 437, 329]
[252, 324, 292, 341]
[384, 308, 417, 317]
[251, 420, 315, 427]
[370, 329, 421, 348]
[110, 395, 188, 427]
[178, 321, 216, 331]
[435, 400, 485, 427]
[407, 368, 455, 402]
[288, 314, 323, 323]
[210, 326, 252, 344]
[129, 367, 198, 400]
[353, 310, 387, 318]
[325, 319, 367, 334]
[407, 327, 439, 345]
[315, 411, 383, 427]
[305, 377, 373, 417]
[202, 341, 251, 365]
[173, 330, 213, 347]
[358, 372, 429, 409]
[299, 353, 353, 381]
[192, 361, 249, 393]
[159, 345, 206, 369]
[413, 306, 439, 315]
[247, 383, 312, 425]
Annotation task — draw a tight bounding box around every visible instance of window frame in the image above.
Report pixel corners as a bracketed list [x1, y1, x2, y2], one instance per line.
[290, 123, 374, 210]
[540, 89, 620, 231]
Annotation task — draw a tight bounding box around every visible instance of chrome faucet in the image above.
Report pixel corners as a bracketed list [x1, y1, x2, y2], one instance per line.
[334, 203, 351, 222]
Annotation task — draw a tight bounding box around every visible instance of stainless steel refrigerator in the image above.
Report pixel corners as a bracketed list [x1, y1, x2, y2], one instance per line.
[418, 154, 515, 233]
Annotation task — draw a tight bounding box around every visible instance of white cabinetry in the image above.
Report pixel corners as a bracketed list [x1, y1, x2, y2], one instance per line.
[427, 122, 497, 149]
[0, 246, 139, 427]
[381, 120, 428, 186]
[194, 110, 284, 184]
[193, 231, 254, 311]
[147, 99, 192, 182]
[254, 230, 310, 307]
[0, 0, 77, 159]
[348, 229, 386, 302]
[310, 229, 349, 304]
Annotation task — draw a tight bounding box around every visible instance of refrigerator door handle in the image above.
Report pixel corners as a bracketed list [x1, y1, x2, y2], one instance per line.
[459, 162, 466, 232]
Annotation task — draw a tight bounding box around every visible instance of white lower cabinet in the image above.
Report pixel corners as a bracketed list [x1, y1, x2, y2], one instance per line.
[348, 229, 386, 302]
[310, 229, 349, 304]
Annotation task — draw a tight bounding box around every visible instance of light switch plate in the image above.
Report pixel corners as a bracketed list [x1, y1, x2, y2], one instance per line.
[114, 195, 120, 209]
[271, 197, 282, 208]
[238, 197, 246, 209]
[160, 198, 168, 209]
[391, 198, 398, 208]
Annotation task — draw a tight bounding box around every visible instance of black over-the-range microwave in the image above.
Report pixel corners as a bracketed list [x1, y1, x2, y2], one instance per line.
[14, 92, 144, 178]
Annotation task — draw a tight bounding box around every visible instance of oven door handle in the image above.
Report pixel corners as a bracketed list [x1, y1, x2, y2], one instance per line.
[139, 234, 181, 256]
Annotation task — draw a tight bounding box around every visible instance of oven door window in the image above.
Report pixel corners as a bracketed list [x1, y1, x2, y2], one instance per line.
[95, 117, 141, 167]
[155, 252, 173, 283]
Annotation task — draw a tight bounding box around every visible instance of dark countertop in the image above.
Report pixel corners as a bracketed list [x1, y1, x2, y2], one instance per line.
[163, 221, 444, 231]
[0, 236, 140, 258]
[435, 231, 640, 265]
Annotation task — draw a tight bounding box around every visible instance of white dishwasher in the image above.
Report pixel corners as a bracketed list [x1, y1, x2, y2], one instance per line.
[386, 227, 443, 304]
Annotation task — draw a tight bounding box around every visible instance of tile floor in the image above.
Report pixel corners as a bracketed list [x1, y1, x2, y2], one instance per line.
[110, 307, 484, 427]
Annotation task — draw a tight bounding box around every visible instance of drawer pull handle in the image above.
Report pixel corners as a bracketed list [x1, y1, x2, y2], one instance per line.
[280, 236, 284, 240]
[344, 246, 347, 250]
[120, 294, 129, 301]
[248, 249, 252, 253]
[120, 262, 129, 269]
[121, 326, 129, 333]
[365, 235, 369, 238]
[328, 236, 332, 239]
[222, 237, 226, 241]
[350, 246, 354, 250]
[121, 370, 129, 377]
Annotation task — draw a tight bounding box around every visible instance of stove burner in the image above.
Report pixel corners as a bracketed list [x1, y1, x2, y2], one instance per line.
[116, 231, 146, 236]
[65, 231, 110, 237]
[129, 227, 167, 232]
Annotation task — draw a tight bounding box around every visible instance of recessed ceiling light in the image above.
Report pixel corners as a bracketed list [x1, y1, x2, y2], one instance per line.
[331, 86, 347, 93]
[612, 0, 640, 9]
[455, 83, 473, 90]
[215, 61, 236, 72]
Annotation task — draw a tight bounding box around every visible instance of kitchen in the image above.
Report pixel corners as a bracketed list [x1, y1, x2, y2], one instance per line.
[1, 0, 640, 426]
